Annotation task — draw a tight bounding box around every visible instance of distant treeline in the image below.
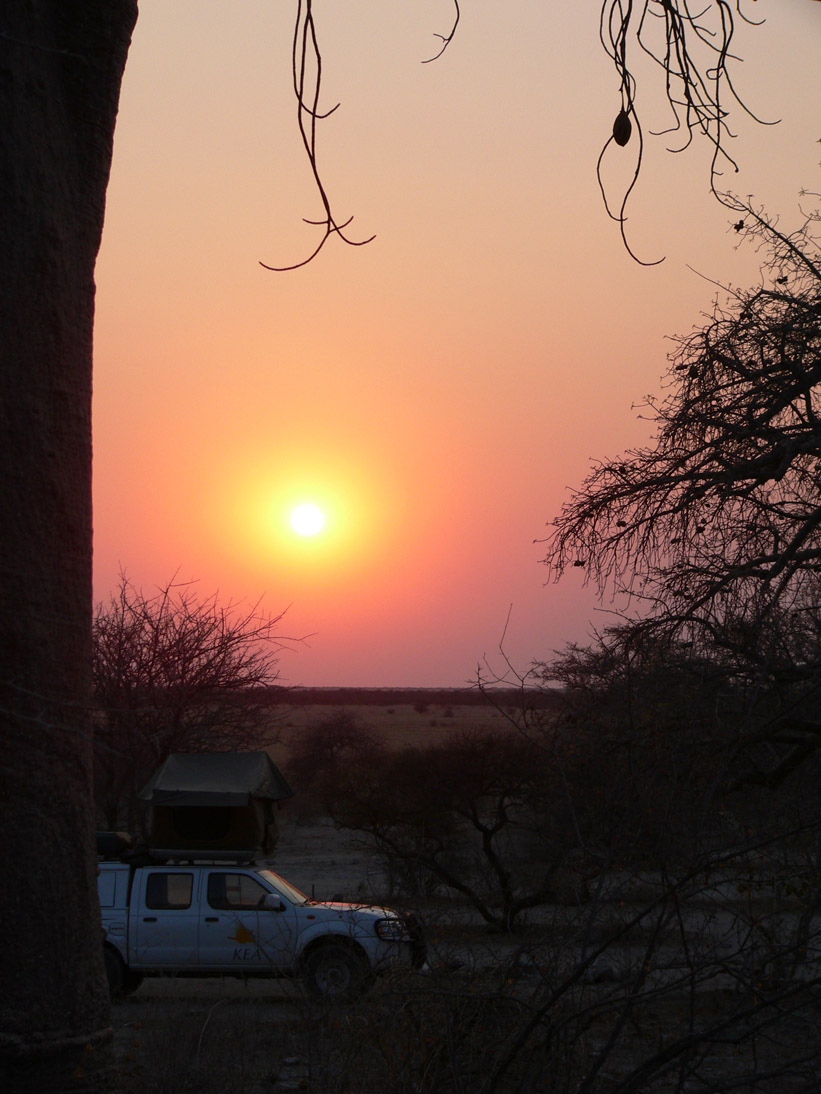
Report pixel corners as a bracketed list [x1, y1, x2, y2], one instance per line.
[259, 686, 562, 710]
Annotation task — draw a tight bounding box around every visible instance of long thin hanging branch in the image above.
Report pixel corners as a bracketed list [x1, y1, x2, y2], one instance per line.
[597, 0, 775, 265]
[422, 0, 460, 64]
[597, 0, 663, 266]
[260, 0, 374, 271]
[263, 1, 781, 271]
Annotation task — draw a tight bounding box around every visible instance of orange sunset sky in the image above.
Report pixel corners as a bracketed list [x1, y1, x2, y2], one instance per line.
[92, 1, 821, 687]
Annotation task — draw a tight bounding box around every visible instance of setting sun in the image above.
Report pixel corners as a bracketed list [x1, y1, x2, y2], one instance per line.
[290, 503, 325, 537]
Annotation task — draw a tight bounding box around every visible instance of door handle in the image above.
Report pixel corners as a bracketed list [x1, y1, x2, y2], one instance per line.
[142, 917, 157, 922]
[204, 917, 219, 922]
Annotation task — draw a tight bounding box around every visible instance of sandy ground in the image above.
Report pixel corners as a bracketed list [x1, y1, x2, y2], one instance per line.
[106, 817, 821, 1094]
[106, 820, 365, 1092]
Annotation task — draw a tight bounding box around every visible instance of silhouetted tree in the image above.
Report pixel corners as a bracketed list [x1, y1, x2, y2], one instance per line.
[285, 709, 380, 817]
[544, 203, 821, 782]
[321, 729, 601, 929]
[93, 574, 286, 831]
[482, 624, 741, 855]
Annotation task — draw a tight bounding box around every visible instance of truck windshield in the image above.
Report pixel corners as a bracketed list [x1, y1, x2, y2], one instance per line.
[256, 869, 310, 906]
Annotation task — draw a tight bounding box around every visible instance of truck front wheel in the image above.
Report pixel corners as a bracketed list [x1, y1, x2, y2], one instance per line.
[302, 943, 368, 999]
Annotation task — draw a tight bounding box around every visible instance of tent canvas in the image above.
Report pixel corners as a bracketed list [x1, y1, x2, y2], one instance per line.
[139, 752, 293, 858]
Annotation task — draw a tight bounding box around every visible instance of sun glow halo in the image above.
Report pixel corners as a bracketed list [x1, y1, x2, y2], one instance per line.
[290, 502, 325, 537]
[210, 445, 401, 581]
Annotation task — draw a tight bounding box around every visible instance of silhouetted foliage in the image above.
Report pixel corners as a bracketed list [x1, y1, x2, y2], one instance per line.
[285, 709, 381, 817]
[93, 573, 286, 830]
[311, 728, 603, 928]
[544, 203, 821, 783]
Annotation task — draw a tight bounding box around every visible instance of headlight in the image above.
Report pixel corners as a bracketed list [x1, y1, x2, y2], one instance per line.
[375, 916, 406, 941]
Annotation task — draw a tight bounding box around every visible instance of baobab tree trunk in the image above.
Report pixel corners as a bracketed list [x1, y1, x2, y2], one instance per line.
[0, 4, 137, 1089]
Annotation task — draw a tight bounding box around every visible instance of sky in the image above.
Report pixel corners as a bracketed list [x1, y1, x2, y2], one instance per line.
[93, 0, 821, 688]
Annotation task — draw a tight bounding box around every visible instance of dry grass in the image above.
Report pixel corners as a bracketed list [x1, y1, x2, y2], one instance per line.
[108, 955, 821, 1093]
[107, 984, 304, 1094]
[269, 701, 516, 769]
[107, 966, 591, 1094]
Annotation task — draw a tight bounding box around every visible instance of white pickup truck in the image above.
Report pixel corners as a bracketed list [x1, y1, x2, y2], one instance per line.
[98, 859, 425, 999]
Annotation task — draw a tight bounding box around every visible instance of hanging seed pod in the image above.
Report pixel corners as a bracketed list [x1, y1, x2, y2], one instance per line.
[612, 109, 632, 147]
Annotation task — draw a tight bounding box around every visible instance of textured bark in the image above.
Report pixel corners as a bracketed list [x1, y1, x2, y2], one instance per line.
[0, 3, 137, 1089]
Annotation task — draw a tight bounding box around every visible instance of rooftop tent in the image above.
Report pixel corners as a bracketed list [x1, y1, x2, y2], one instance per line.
[139, 752, 294, 859]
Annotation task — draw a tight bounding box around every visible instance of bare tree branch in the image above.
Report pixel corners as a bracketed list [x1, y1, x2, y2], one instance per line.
[544, 202, 821, 640]
[93, 572, 292, 829]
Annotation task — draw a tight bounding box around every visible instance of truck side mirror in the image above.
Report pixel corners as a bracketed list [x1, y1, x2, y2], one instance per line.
[262, 893, 286, 912]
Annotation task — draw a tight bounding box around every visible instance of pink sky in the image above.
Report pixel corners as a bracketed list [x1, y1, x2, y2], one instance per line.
[93, 1, 821, 687]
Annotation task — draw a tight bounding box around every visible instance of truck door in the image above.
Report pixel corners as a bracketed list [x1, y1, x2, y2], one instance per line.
[132, 870, 199, 967]
[199, 870, 295, 971]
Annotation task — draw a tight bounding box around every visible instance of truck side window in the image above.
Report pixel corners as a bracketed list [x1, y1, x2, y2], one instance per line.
[207, 873, 268, 910]
[145, 872, 194, 910]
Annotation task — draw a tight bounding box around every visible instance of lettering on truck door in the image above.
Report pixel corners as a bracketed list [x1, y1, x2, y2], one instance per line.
[133, 870, 199, 967]
[199, 871, 295, 970]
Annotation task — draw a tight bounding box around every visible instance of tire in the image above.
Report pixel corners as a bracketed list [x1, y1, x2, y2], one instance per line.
[302, 943, 368, 999]
[104, 946, 125, 1000]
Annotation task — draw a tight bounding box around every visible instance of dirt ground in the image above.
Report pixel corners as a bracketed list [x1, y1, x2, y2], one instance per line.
[106, 818, 821, 1089]
[104, 703, 821, 1092]
[106, 818, 369, 1092]
[106, 700, 507, 1091]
